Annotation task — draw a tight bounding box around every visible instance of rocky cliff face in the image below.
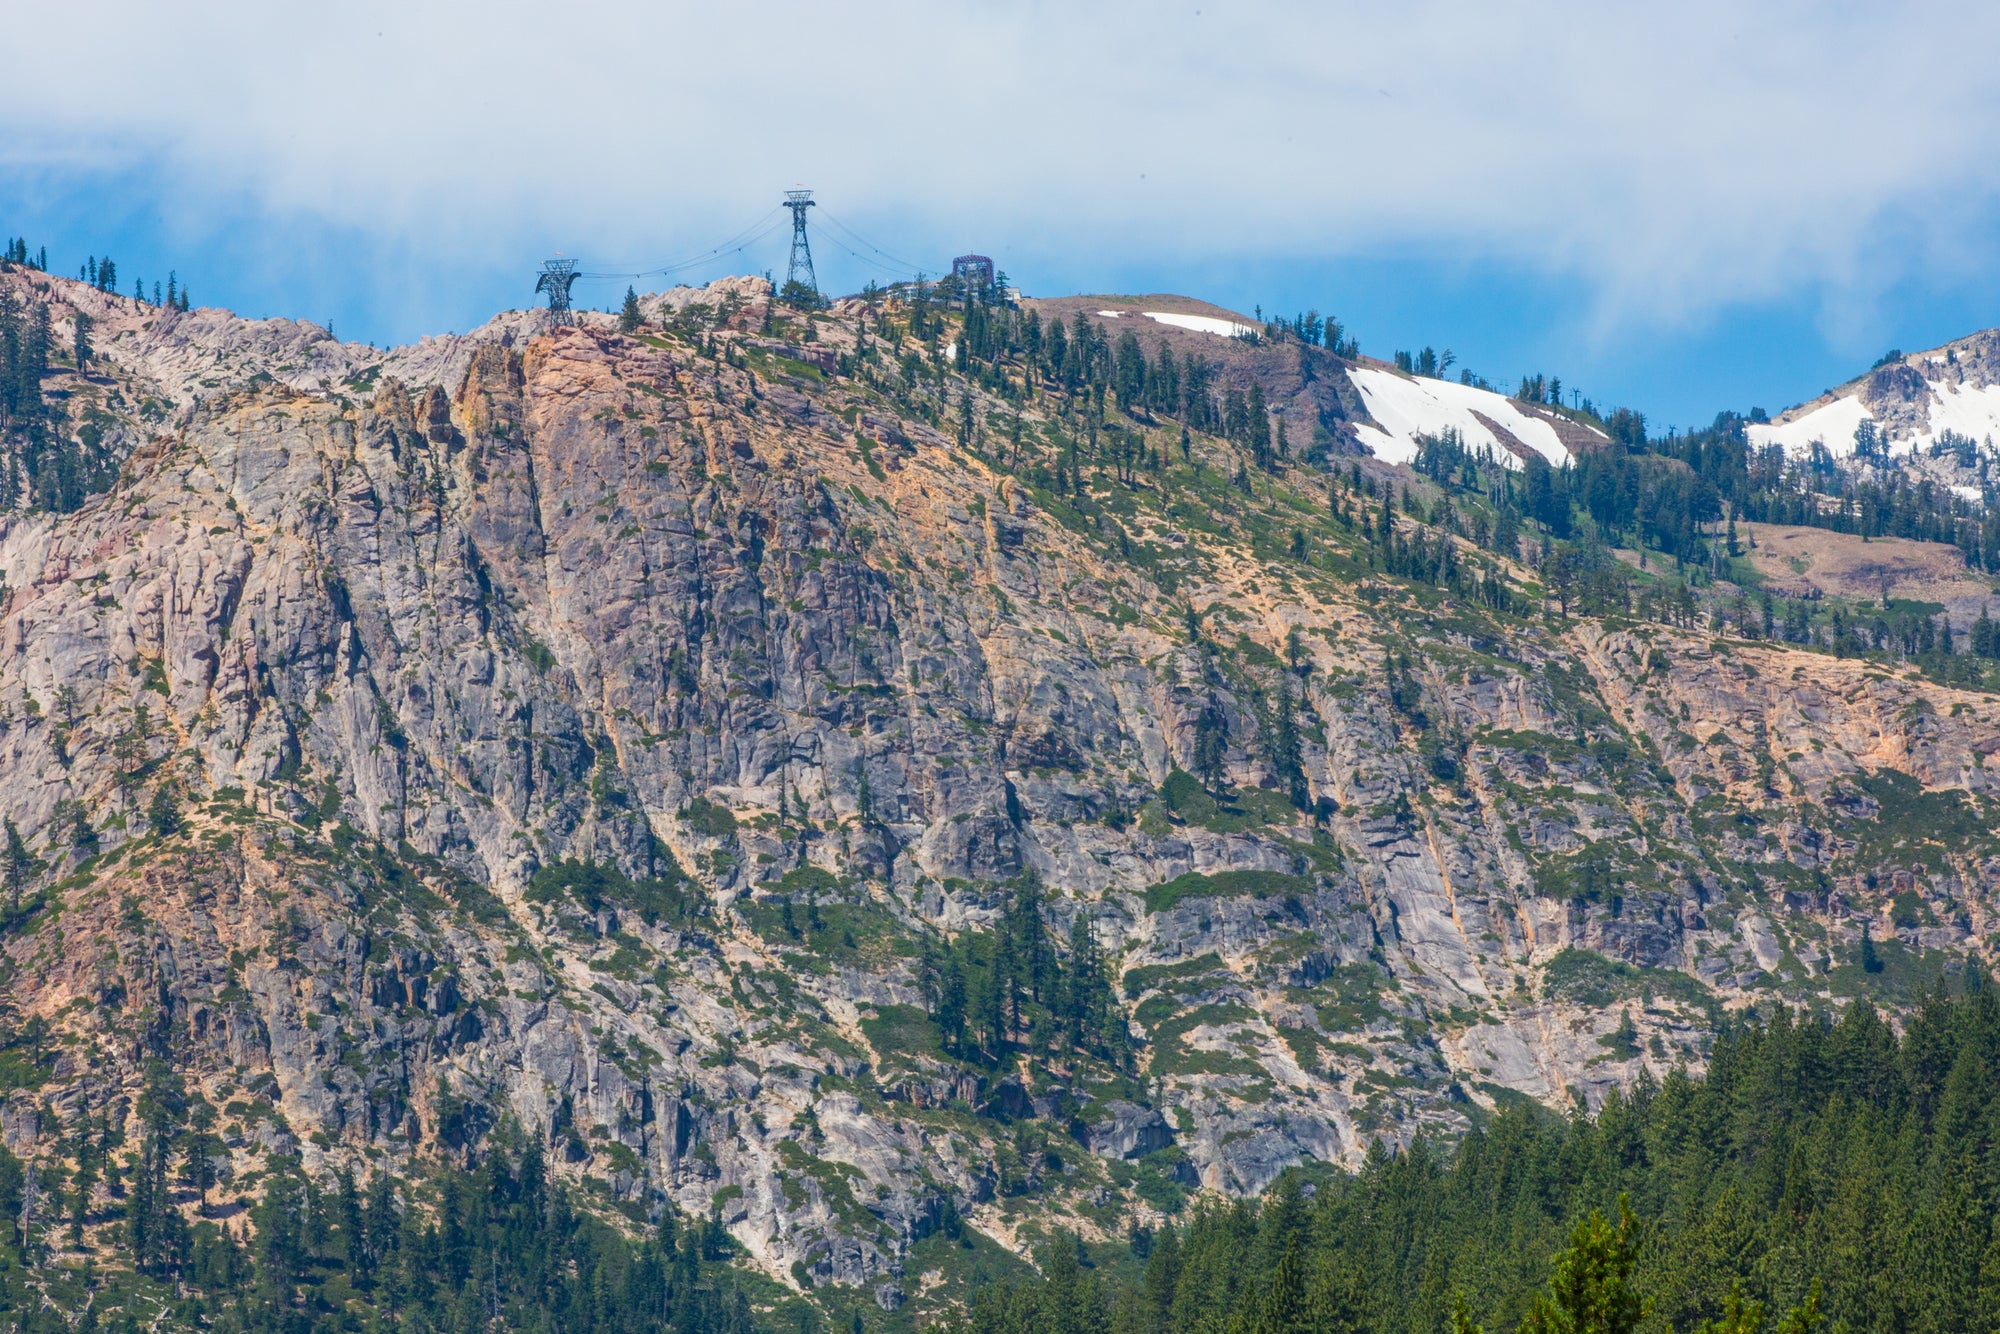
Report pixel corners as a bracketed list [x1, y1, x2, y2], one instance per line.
[1, 267, 1997, 1306]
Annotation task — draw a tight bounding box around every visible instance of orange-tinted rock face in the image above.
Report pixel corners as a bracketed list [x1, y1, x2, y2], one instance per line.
[2, 265, 1999, 1287]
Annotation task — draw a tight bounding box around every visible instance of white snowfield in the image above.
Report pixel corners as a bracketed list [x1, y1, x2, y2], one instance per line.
[1748, 382, 2000, 459]
[1922, 381, 2000, 449]
[1747, 396, 1877, 458]
[1093, 308, 1257, 338]
[1142, 311, 1257, 339]
[1347, 368, 1573, 469]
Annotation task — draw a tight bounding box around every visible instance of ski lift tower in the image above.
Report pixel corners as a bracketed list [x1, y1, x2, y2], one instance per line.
[536, 256, 580, 327]
[783, 190, 818, 302]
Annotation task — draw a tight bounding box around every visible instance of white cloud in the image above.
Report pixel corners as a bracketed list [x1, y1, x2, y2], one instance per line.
[8, 0, 2000, 326]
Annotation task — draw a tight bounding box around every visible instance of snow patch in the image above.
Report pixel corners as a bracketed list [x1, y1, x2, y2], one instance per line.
[1142, 311, 1257, 339]
[1917, 381, 2000, 452]
[1351, 424, 1420, 466]
[1097, 310, 1124, 318]
[1747, 396, 1876, 459]
[1750, 382, 2000, 461]
[1952, 485, 1986, 507]
[1347, 368, 1571, 469]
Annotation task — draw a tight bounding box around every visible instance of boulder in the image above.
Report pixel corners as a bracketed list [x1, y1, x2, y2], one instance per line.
[1075, 1101, 1173, 1160]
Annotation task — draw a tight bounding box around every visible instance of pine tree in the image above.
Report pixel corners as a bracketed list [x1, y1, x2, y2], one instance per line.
[1271, 682, 1308, 811]
[1115, 329, 1146, 413]
[1065, 914, 1103, 1049]
[1515, 1198, 1647, 1334]
[1250, 1238, 1310, 1334]
[619, 286, 642, 333]
[1151, 341, 1180, 416]
[1193, 698, 1228, 793]
[1609, 1008, 1639, 1055]
[1247, 383, 1271, 468]
[147, 785, 182, 838]
[936, 954, 967, 1052]
[2, 818, 37, 917]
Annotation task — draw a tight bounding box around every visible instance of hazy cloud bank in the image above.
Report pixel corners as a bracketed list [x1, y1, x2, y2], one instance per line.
[6, 1, 2000, 330]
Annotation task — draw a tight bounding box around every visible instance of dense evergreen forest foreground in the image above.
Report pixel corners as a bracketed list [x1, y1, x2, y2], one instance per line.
[0, 988, 1987, 1333]
[957, 986, 1998, 1334]
[0, 1131, 767, 1334]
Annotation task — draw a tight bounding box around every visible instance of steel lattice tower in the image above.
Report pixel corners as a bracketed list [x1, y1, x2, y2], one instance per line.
[783, 190, 817, 300]
[952, 254, 995, 296]
[536, 257, 579, 327]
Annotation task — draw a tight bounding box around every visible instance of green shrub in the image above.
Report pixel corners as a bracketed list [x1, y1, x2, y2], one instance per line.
[1160, 769, 1215, 821]
[736, 877, 921, 969]
[147, 786, 183, 838]
[1890, 889, 1925, 930]
[1146, 869, 1312, 914]
[526, 858, 691, 925]
[521, 639, 557, 675]
[774, 864, 841, 895]
[0, 1017, 53, 1091]
[1132, 1146, 1193, 1213]
[1122, 952, 1227, 998]
[1849, 771, 2000, 874]
[1158, 769, 1299, 834]
[681, 797, 738, 837]
[1542, 947, 1709, 1009]
[860, 1004, 943, 1065]
[1144, 1003, 1265, 1079]
[1311, 964, 1393, 1032]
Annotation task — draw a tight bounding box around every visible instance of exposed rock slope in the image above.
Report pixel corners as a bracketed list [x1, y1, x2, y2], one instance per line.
[2, 267, 1999, 1305]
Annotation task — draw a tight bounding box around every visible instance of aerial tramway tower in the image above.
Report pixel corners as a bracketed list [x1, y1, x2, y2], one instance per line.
[536, 256, 579, 326]
[782, 190, 818, 302]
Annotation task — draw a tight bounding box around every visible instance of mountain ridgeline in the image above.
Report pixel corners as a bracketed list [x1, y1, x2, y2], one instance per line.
[1, 244, 1999, 1331]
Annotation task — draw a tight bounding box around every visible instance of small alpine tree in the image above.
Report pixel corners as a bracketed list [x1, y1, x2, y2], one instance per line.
[1516, 1197, 1646, 1334]
[3, 819, 39, 917]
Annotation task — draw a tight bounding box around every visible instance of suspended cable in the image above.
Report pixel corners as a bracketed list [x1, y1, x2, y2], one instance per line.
[817, 220, 934, 277]
[815, 232, 923, 281]
[576, 234, 780, 281]
[813, 210, 939, 276]
[584, 211, 782, 279]
[544, 199, 958, 306]
[573, 207, 787, 281]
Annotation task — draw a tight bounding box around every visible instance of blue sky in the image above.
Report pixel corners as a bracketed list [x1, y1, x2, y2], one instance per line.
[7, 1, 2000, 430]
